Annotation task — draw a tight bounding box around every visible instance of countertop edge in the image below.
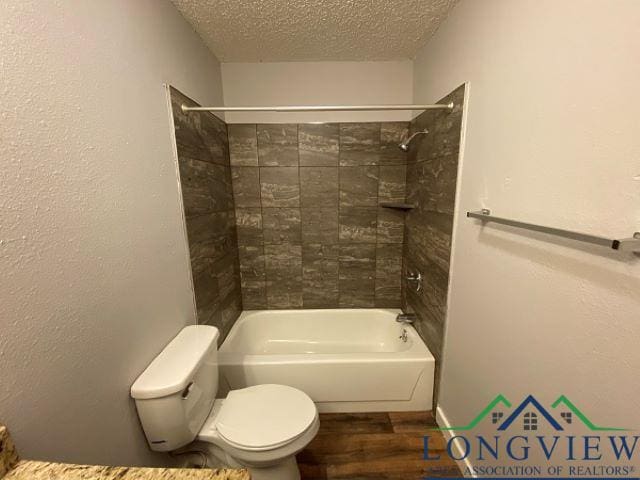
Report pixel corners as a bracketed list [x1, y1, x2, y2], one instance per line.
[4, 460, 250, 480]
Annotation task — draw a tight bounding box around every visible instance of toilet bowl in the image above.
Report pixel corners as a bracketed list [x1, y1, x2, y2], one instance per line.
[198, 385, 320, 480]
[130, 325, 319, 480]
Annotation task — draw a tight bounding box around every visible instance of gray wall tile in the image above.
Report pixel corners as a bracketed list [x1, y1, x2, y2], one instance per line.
[378, 165, 407, 203]
[300, 167, 339, 207]
[339, 207, 377, 243]
[179, 158, 234, 216]
[262, 208, 302, 244]
[219, 293, 242, 333]
[265, 244, 302, 279]
[235, 208, 263, 245]
[302, 244, 339, 307]
[238, 245, 267, 309]
[257, 124, 299, 166]
[375, 244, 402, 307]
[172, 91, 227, 166]
[265, 244, 303, 308]
[241, 281, 267, 309]
[260, 166, 300, 207]
[185, 212, 234, 265]
[339, 166, 379, 207]
[199, 116, 229, 167]
[215, 254, 239, 301]
[339, 244, 376, 307]
[238, 245, 265, 282]
[170, 87, 242, 339]
[339, 123, 380, 166]
[192, 261, 221, 324]
[228, 124, 258, 166]
[299, 123, 339, 166]
[338, 244, 376, 280]
[231, 167, 261, 207]
[380, 122, 409, 166]
[301, 208, 339, 244]
[377, 207, 405, 244]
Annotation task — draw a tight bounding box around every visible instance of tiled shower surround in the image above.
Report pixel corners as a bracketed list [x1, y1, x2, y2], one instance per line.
[169, 83, 465, 368]
[229, 122, 409, 309]
[401, 84, 465, 402]
[170, 87, 242, 338]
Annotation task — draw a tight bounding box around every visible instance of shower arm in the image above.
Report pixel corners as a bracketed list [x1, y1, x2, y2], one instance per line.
[403, 130, 429, 142]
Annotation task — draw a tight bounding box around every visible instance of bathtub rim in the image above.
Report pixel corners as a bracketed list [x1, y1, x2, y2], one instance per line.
[218, 308, 434, 362]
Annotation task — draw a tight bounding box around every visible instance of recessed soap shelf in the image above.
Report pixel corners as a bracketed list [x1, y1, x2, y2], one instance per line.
[380, 202, 415, 210]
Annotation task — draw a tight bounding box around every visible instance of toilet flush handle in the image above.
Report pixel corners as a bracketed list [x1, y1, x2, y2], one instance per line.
[181, 381, 194, 399]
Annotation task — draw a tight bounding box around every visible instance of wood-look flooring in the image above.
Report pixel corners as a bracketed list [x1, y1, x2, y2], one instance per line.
[297, 412, 462, 480]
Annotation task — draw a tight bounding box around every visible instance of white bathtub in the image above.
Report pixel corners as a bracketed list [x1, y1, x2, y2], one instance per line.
[218, 309, 435, 412]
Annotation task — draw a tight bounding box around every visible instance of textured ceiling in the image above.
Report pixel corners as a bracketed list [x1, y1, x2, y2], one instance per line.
[170, 0, 458, 62]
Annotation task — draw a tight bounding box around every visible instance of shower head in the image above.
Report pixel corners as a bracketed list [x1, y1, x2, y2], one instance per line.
[398, 129, 429, 151]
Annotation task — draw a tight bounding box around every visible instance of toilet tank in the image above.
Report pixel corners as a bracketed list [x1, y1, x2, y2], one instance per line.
[130, 325, 219, 451]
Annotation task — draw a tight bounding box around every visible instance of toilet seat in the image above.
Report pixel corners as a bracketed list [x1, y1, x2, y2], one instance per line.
[214, 384, 317, 451]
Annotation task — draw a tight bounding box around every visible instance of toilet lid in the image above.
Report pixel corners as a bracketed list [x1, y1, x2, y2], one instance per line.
[215, 384, 317, 450]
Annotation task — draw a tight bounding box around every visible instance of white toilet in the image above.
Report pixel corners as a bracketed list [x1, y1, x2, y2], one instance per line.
[130, 325, 319, 480]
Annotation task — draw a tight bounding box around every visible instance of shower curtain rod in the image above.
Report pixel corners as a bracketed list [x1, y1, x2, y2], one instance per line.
[181, 102, 454, 113]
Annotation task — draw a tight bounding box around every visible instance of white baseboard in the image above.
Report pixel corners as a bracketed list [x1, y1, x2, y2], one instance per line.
[435, 405, 476, 477]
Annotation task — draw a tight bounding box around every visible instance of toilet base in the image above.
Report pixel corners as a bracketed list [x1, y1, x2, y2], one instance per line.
[228, 455, 300, 480]
[204, 444, 301, 480]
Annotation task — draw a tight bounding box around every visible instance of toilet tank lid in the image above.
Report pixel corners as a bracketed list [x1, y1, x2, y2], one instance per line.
[131, 325, 219, 400]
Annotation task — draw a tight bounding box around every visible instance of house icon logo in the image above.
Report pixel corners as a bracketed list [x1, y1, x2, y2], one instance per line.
[435, 394, 626, 432]
[424, 395, 637, 468]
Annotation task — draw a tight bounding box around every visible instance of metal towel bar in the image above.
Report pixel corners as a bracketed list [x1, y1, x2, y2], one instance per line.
[467, 209, 640, 254]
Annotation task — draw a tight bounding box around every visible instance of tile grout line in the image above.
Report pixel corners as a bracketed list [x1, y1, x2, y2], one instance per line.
[255, 123, 268, 309]
[296, 123, 303, 309]
[337, 123, 343, 308]
[373, 123, 381, 309]
[333, 124, 341, 308]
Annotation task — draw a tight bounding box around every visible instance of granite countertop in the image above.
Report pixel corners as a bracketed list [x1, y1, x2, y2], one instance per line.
[0, 427, 19, 478]
[0, 426, 249, 480]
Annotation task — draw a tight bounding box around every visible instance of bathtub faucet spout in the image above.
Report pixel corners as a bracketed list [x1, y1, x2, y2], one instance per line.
[396, 313, 416, 324]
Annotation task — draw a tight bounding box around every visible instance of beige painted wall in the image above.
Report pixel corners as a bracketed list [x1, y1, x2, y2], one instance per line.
[0, 0, 224, 466]
[221, 61, 414, 123]
[414, 0, 640, 468]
